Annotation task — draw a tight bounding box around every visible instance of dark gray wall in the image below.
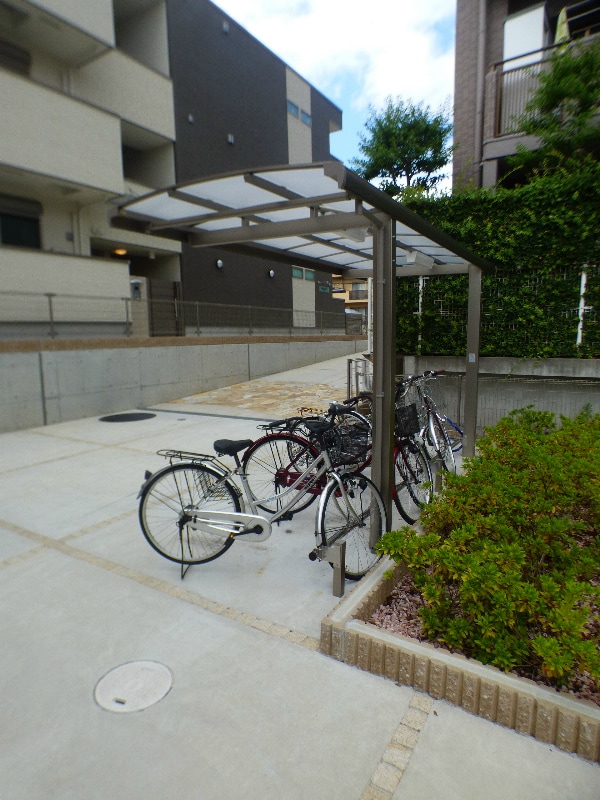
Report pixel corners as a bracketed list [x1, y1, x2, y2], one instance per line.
[167, 0, 288, 179]
[166, 0, 344, 311]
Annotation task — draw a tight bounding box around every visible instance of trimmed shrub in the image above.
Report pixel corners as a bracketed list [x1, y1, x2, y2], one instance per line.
[376, 408, 600, 683]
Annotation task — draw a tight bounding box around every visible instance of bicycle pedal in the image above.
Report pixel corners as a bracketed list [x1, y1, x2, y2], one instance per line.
[278, 512, 295, 522]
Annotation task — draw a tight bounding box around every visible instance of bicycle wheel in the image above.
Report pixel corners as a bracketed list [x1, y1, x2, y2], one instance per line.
[393, 439, 433, 524]
[429, 413, 456, 472]
[242, 432, 321, 514]
[318, 473, 384, 579]
[139, 462, 240, 565]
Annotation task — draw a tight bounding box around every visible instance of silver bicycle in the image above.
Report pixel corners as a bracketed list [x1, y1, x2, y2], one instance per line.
[137, 404, 386, 580]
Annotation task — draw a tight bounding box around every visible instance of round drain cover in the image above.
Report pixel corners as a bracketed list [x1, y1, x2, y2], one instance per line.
[99, 412, 156, 423]
[94, 661, 172, 713]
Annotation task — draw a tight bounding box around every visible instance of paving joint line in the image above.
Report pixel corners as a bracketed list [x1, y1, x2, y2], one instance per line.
[361, 692, 435, 799]
[0, 518, 320, 651]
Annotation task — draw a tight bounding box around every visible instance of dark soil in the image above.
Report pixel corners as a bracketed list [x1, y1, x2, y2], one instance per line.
[369, 572, 600, 708]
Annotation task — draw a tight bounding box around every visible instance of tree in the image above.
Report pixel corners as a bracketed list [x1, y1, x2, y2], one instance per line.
[509, 38, 600, 177]
[351, 98, 453, 199]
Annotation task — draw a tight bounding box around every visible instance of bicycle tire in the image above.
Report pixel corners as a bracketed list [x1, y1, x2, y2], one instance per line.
[242, 432, 321, 514]
[393, 439, 433, 524]
[430, 413, 456, 472]
[139, 462, 240, 565]
[318, 473, 384, 579]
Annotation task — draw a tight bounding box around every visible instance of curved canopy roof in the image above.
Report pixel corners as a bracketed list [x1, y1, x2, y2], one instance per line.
[120, 161, 492, 275]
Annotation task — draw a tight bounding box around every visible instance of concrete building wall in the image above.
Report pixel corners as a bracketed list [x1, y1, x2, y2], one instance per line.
[0, 337, 368, 432]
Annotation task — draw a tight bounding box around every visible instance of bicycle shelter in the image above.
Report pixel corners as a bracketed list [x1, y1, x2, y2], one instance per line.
[120, 161, 494, 525]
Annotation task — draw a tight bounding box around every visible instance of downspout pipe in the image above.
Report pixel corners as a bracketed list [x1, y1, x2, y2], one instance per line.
[473, 0, 487, 187]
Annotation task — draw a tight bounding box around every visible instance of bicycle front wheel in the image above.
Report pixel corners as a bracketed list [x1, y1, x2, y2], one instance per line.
[429, 413, 456, 473]
[318, 473, 384, 579]
[242, 432, 321, 514]
[139, 463, 240, 565]
[393, 439, 433, 524]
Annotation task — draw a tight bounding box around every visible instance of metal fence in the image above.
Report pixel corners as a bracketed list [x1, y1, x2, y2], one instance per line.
[0, 290, 359, 339]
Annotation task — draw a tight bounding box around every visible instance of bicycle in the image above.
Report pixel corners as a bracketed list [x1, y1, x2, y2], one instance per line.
[392, 401, 434, 524]
[395, 370, 456, 473]
[137, 406, 386, 581]
[343, 390, 432, 524]
[241, 402, 372, 513]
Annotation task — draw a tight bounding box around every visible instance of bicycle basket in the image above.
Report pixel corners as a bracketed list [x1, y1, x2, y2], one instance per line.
[321, 419, 371, 468]
[395, 403, 420, 437]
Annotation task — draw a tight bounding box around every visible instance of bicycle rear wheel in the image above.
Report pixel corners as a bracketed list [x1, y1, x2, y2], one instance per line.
[393, 439, 433, 524]
[139, 462, 240, 565]
[318, 473, 384, 579]
[242, 432, 321, 514]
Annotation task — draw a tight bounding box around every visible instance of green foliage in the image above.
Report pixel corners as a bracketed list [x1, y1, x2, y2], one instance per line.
[351, 97, 453, 198]
[399, 163, 600, 357]
[509, 39, 600, 178]
[376, 409, 600, 683]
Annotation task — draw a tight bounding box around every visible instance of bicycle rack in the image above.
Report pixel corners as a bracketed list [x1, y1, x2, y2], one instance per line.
[313, 541, 346, 597]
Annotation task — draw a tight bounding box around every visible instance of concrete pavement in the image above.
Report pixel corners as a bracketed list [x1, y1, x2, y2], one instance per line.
[1, 355, 599, 799]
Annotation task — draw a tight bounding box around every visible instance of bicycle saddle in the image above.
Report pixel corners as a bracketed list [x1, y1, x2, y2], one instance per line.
[213, 439, 253, 456]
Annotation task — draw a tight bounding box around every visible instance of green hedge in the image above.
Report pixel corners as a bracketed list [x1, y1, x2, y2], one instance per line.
[399, 166, 600, 358]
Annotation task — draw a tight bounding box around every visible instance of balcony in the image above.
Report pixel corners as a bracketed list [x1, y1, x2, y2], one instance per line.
[0, 69, 123, 196]
[0, 0, 114, 65]
[73, 50, 175, 143]
[488, 34, 600, 140]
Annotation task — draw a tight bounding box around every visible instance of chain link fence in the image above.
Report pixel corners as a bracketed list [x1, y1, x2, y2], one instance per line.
[0, 290, 360, 339]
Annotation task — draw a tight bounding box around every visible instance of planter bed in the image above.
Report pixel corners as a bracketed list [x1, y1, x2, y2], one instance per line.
[320, 558, 600, 764]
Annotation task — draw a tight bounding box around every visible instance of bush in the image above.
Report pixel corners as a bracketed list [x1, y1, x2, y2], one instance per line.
[376, 408, 600, 683]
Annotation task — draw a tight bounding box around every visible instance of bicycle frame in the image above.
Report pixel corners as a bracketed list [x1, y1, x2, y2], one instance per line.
[161, 443, 359, 545]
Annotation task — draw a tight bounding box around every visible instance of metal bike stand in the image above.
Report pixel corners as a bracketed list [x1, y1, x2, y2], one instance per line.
[314, 541, 346, 597]
[432, 460, 443, 493]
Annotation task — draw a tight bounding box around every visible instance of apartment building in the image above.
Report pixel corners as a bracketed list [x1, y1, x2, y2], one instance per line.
[165, 0, 344, 331]
[0, 0, 181, 337]
[453, 0, 600, 189]
[0, 0, 344, 338]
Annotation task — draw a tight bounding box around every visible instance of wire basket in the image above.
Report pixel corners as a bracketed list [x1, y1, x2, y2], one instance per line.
[395, 403, 421, 437]
[320, 418, 371, 468]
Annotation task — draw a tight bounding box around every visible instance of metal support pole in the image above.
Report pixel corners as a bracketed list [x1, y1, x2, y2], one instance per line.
[46, 293, 56, 339]
[371, 217, 395, 536]
[463, 264, 482, 457]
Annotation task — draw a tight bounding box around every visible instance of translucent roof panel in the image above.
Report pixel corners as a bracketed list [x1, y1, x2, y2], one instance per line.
[120, 162, 493, 274]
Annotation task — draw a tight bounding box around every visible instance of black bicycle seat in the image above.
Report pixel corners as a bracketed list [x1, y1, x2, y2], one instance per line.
[213, 439, 253, 456]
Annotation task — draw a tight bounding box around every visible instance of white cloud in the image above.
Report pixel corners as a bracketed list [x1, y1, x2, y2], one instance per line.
[212, 0, 455, 112]
[211, 0, 456, 165]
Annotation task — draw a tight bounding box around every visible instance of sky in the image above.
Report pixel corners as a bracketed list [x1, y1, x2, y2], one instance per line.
[211, 0, 457, 168]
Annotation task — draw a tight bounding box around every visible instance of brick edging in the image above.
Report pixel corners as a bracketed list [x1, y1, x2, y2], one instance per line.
[320, 559, 600, 763]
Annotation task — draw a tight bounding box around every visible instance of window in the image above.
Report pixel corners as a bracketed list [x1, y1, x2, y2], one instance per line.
[304, 269, 315, 281]
[0, 196, 41, 249]
[287, 100, 299, 118]
[300, 110, 312, 127]
[292, 266, 303, 279]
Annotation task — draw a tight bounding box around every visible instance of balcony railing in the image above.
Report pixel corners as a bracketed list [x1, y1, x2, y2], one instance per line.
[492, 35, 599, 137]
[0, 290, 360, 339]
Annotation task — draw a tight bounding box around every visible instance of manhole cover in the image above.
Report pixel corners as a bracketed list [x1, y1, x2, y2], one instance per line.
[94, 661, 172, 713]
[99, 412, 156, 423]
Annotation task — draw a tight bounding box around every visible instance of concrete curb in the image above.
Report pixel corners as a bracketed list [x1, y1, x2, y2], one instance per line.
[320, 558, 600, 764]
